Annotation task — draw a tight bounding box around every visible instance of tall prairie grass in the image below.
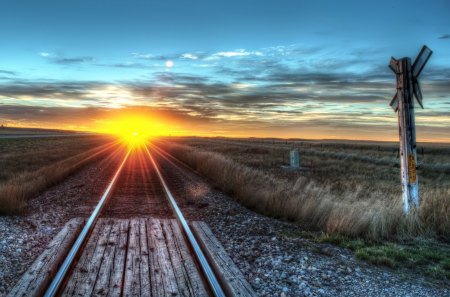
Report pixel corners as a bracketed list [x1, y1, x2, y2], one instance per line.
[162, 140, 450, 240]
[0, 136, 116, 214]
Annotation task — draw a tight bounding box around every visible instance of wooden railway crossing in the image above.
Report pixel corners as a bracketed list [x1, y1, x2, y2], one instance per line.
[7, 143, 255, 297]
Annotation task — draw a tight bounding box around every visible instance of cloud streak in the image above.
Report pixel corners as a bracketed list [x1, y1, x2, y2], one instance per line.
[53, 56, 95, 65]
[0, 69, 18, 76]
[40, 52, 95, 65]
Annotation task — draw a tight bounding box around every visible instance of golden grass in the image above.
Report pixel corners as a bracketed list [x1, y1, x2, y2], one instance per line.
[162, 140, 450, 240]
[0, 136, 116, 214]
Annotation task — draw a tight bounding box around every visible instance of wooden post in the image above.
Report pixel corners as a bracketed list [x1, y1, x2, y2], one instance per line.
[389, 45, 432, 214]
[397, 57, 419, 213]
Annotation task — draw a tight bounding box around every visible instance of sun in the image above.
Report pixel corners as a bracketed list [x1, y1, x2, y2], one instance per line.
[97, 113, 170, 146]
[122, 130, 147, 147]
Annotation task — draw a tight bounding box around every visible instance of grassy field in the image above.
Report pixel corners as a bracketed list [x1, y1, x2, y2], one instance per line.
[159, 137, 450, 279]
[0, 135, 116, 214]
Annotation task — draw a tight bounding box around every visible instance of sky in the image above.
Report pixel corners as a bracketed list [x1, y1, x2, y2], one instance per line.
[0, 0, 449, 141]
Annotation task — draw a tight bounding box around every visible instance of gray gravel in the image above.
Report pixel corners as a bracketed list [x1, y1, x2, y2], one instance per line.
[1, 152, 449, 297]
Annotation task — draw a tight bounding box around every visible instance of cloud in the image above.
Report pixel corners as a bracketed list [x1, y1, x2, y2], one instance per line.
[0, 104, 220, 131]
[97, 62, 150, 69]
[131, 52, 154, 59]
[181, 53, 198, 60]
[438, 34, 450, 39]
[0, 80, 104, 102]
[209, 49, 264, 59]
[0, 69, 17, 76]
[132, 52, 174, 61]
[40, 52, 95, 65]
[53, 56, 94, 65]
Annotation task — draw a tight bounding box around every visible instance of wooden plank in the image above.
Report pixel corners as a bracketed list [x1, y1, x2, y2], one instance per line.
[147, 218, 180, 296]
[107, 220, 129, 296]
[91, 220, 122, 296]
[139, 219, 151, 296]
[123, 219, 141, 296]
[7, 218, 84, 297]
[162, 219, 209, 297]
[192, 221, 256, 297]
[62, 219, 113, 296]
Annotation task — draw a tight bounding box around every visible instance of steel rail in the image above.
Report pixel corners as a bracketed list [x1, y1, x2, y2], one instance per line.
[43, 146, 133, 297]
[144, 144, 227, 297]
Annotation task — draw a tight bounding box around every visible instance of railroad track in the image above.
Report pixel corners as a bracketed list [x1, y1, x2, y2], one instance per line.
[34, 142, 229, 297]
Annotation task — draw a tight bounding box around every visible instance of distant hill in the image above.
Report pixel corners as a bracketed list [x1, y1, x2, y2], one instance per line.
[0, 126, 79, 135]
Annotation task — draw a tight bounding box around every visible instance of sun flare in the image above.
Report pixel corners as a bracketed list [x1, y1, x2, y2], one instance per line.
[122, 130, 147, 146]
[97, 113, 170, 145]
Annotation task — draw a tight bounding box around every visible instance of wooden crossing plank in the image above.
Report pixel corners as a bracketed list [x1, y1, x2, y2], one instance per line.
[162, 219, 209, 297]
[107, 220, 129, 296]
[147, 218, 180, 296]
[7, 218, 84, 297]
[62, 219, 113, 296]
[91, 220, 122, 296]
[192, 221, 256, 297]
[123, 219, 142, 296]
[139, 219, 151, 296]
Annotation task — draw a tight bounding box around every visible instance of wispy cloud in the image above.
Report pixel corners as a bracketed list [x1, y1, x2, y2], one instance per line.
[97, 62, 150, 69]
[209, 49, 263, 59]
[131, 52, 154, 59]
[40, 52, 95, 65]
[131, 52, 173, 61]
[0, 80, 104, 105]
[56, 57, 94, 65]
[181, 53, 199, 60]
[0, 69, 17, 76]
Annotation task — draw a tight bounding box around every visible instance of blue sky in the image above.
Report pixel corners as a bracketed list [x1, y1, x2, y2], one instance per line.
[1, 0, 449, 140]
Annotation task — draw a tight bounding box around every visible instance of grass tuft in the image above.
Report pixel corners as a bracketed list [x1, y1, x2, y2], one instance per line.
[318, 234, 450, 279]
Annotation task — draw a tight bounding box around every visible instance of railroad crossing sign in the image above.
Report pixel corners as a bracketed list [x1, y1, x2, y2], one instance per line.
[389, 45, 432, 214]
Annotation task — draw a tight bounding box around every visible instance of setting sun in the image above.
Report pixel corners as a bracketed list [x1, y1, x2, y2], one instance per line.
[122, 131, 147, 146]
[96, 112, 171, 143]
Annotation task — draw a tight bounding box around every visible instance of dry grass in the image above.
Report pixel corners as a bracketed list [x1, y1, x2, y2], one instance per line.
[160, 138, 450, 241]
[0, 136, 116, 214]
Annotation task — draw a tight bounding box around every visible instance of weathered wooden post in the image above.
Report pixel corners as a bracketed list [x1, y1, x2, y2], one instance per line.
[388, 45, 432, 214]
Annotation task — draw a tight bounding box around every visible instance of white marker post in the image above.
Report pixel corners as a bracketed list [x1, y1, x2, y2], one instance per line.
[290, 150, 300, 168]
[389, 45, 432, 214]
